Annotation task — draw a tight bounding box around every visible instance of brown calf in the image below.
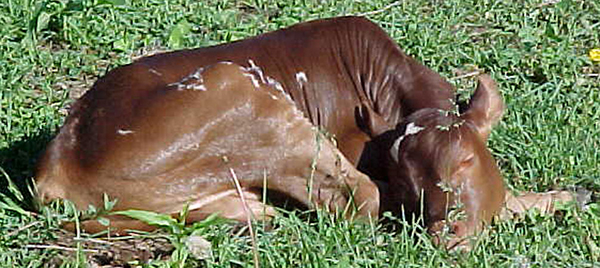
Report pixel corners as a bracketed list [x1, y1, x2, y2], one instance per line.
[35, 16, 572, 247]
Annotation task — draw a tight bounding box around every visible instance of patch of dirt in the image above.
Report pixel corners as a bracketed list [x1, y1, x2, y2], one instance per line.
[43, 229, 174, 267]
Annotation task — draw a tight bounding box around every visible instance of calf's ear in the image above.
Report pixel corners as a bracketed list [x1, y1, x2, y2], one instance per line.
[461, 74, 504, 141]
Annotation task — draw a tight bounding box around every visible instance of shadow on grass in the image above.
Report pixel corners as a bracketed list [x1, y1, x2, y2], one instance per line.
[0, 127, 56, 211]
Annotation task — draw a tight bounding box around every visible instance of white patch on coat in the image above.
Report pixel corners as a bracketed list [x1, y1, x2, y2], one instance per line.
[242, 73, 261, 88]
[168, 67, 206, 91]
[243, 59, 295, 104]
[390, 122, 425, 162]
[117, 129, 134, 135]
[295, 71, 308, 85]
[148, 68, 162, 76]
[247, 59, 266, 83]
[266, 76, 293, 103]
[240, 59, 307, 121]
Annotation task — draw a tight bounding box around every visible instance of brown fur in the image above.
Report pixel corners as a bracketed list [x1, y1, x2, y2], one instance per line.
[36, 17, 567, 247]
[37, 62, 379, 233]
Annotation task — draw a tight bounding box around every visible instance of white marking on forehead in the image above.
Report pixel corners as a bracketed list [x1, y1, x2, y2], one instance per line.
[391, 122, 425, 162]
[404, 122, 425, 136]
[295, 71, 308, 85]
[117, 129, 134, 135]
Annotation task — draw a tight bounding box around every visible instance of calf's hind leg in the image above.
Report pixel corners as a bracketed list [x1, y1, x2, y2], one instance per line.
[67, 190, 277, 234]
[185, 190, 277, 223]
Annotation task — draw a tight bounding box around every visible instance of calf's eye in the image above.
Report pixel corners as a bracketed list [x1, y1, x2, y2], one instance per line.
[459, 154, 475, 168]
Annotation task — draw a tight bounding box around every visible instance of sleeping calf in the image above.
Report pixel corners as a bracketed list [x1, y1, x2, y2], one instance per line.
[36, 16, 572, 249]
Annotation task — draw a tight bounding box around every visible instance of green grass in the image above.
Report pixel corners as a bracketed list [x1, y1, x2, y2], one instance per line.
[1, 0, 599, 267]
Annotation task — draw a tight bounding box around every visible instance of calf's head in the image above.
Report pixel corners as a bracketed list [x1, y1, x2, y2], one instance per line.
[383, 75, 505, 246]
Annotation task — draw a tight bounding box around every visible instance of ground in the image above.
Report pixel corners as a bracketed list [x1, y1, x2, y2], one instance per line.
[1, 0, 599, 267]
